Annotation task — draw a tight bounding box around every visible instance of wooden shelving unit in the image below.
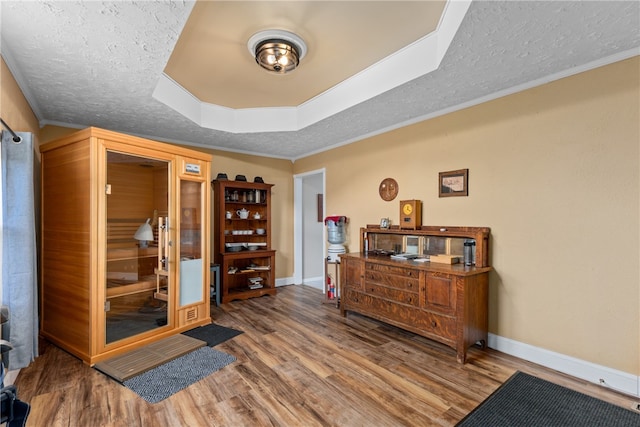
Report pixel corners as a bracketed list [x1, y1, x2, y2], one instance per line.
[212, 179, 276, 302]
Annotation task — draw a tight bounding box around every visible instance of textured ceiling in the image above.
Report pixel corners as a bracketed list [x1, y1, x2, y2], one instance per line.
[1, 1, 639, 161]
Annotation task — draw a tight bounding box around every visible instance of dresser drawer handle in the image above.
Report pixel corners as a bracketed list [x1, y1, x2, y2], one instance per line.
[407, 297, 413, 303]
[431, 320, 438, 328]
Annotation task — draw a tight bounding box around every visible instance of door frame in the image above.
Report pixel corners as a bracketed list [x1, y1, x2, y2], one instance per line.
[293, 168, 326, 286]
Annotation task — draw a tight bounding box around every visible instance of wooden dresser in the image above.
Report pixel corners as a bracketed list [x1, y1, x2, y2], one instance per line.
[340, 226, 491, 363]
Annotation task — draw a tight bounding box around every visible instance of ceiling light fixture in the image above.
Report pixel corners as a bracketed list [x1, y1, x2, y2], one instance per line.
[248, 30, 307, 75]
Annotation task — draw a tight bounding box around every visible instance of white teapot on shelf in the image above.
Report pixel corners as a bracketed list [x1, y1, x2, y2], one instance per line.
[253, 212, 261, 219]
[236, 208, 250, 219]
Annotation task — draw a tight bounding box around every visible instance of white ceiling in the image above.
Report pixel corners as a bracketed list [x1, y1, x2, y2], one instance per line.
[1, 1, 638, 161]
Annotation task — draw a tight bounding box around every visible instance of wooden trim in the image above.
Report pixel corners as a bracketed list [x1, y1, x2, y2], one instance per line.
[41, 127, 213, 161]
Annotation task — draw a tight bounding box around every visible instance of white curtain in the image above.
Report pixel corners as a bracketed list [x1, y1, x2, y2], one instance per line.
[1, 131, 38, 369]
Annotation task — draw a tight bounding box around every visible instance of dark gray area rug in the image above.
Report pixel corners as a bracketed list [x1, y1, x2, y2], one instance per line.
[123, 346, 236, 403]
[457, 371, 640, 426]
[181, 323, 243, 347]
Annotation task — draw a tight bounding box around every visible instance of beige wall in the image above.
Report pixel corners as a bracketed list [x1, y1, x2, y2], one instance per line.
[294, 57, 640, 375]
[1, 57, 39, 138]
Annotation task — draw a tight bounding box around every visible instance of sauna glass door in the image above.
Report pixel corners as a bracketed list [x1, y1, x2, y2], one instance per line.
[105, 150, 170, 344]
[178, 179, 205, 307]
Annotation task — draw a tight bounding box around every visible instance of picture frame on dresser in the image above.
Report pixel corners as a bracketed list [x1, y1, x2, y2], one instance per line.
[439, 168, 468, 197]
[380, 217, 390, 229]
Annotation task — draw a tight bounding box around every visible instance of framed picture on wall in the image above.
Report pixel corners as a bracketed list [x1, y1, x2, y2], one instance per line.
[317, 194, 323, 222]
[439, 169, 468, 197]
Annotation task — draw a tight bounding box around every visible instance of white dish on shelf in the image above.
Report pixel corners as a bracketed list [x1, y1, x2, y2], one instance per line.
[225, 242, 244, 252]
[255, 228, 265, 235]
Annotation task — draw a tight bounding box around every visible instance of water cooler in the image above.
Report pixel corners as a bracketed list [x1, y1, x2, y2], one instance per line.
[324, 216, 347, 306]
[324, 216, 347, 262]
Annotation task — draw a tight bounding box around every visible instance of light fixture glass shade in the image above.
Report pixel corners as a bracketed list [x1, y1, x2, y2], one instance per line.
[255, 39, 299, 74]
[248, 30, 307, 75]
[134, 218, 154, 247]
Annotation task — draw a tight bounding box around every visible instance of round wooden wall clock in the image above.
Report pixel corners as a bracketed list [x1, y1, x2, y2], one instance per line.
[379, 178, 398, 201]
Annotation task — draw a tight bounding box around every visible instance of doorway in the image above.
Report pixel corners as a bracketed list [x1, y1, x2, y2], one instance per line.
[293, 169, 325, 288]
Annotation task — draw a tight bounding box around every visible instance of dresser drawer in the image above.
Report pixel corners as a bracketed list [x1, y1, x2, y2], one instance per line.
[365, 264, 419, 291]
[365, 271, 419, 291]
[414, 311, 456, 342]
[366, 262, 419, 279]
[344, 290, 456, 343]
[364, 283, 419, 307]
[343, 288, 367, 308]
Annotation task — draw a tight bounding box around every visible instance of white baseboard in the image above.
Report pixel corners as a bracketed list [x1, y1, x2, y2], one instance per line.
[488, 333, 639, 398]
[276, 276, 323, 289]
[275, 276, 295, 287]
[302, 276, 323, 290]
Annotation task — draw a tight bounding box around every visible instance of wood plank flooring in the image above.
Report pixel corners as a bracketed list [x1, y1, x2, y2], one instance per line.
[14, 284, 637, 426]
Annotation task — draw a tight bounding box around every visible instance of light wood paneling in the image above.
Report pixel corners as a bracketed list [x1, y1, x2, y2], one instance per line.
[39, 127, 212, 365]
[106, 162, 156, 220]
[40, 140, 92, 357]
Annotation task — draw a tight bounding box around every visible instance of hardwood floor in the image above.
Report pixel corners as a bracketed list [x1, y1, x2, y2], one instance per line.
[14, 284, 636, 426]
